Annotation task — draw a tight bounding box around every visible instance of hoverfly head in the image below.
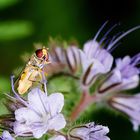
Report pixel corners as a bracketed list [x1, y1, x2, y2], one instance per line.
[34, 47, 50, 69]
[35, 47, 50, 63]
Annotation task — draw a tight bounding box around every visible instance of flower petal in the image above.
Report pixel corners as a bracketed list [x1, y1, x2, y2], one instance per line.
[65, 47, 80, 72]
[111, 96, 140, 131]
[116, 56, 131, 70]
[83, 40, 99, 59]
[15, 107, 41, 124]
[1, 131, 15, 140]
[31, 124, 48, 138]
[96, 49, 113, 73]
[14, 122, 32, 137]
[82, 59, 107, 86]
[48, 114, 66, 131]
[28, 88, 48, 115]
[46, 93, 64, 116]
[120, 75, 139, 90]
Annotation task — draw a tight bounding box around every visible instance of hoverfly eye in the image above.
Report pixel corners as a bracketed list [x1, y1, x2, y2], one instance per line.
[35, 49, 43, 58]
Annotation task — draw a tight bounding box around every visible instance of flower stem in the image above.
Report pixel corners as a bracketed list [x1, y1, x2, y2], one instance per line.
[70, 90, 96, 121]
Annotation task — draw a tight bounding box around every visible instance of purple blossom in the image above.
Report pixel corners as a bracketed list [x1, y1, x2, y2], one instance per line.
[69, 122, 110, 140]
[50, 47, 66, 64]
[0, 131, 15, 140]
[80, 22, 140, 87]
[80, 40, 113, 86]
[44, 47, 66, 74]
[99, 54, 140, 93]
[45, 45, 81, 74]
[65, 46, 81, 73]
[109, 93, 140, 131]
[14, 88, 66, 138]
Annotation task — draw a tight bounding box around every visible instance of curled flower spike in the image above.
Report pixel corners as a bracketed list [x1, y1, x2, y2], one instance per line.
[109, 93, 140, 131]
[45, 47, 66, 74]
[45, 45, 81, 75]
[0, 131, 15, 140]
[14, 88, 66, 138]
[50, 47, 66, 64]
[69, 122, 110, 140]
[80, 23, 140, 88]
[99, 54, 140, 94]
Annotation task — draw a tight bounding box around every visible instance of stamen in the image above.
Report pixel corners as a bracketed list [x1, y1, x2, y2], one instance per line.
[99, 23, 118, 46]
[10, 75, 28, 106]
[107, 31, 123, 51]
[131, 53, 140, 66]
[107, 25, 140, 51]
[93, 21, 108, 42]
[109, 42, 121, 53]
[102, 38, 112, 48]
[37, 88, 49, 116]
[41, 71, 47, 95]
[86, 21, 108, 56]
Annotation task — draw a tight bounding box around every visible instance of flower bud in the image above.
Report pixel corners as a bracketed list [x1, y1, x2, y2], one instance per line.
[69, 122, 110, 140]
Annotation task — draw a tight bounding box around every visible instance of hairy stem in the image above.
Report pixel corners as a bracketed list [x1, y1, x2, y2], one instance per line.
[70, 90, 97, 121]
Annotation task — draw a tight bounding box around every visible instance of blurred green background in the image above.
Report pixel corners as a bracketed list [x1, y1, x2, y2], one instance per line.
[0, 0, 140, 139]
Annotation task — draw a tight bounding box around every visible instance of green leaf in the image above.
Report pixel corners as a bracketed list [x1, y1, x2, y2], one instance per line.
[0, 0, 18, 10]
[0, 77, 10, 93]
[0, 21, 34, 40]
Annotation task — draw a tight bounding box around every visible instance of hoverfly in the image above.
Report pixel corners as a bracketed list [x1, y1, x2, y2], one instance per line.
[15, 47, 50, 95]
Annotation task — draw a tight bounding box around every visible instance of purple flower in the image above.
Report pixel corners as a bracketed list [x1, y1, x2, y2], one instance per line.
[50, 47, 66, 64]
[45, 45, 81, 74]
[99, 54, 140, 93]
[69, 122, 110, 140]
[80, 40, 113, 87]
[0, 131, 15, 140]
[109, 93, 140, 131]
[44, 47, 66, 74]
[14, 88, 66, 138]
[80, 31, 114, 86]
[65, 46, 81, 73]
[80, 22, 140, 87]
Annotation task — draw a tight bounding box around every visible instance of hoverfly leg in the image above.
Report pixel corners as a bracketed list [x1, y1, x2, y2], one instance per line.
[41, 71, 47, 95]
[10, 75, 28, 106]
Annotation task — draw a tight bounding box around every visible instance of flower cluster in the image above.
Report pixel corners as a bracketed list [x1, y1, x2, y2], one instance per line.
[0, 76, 110, 140]
[44, 22, 140, 132]
[0, 32, 112, 139]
